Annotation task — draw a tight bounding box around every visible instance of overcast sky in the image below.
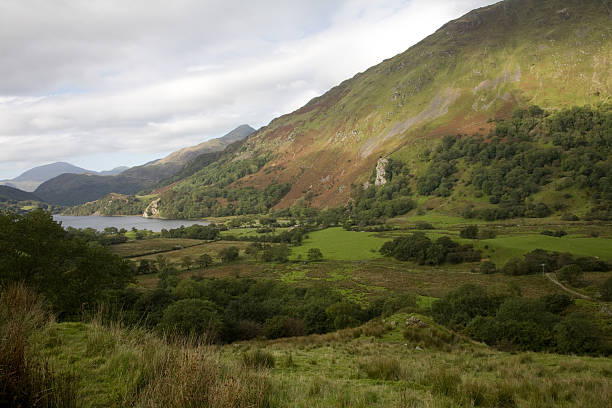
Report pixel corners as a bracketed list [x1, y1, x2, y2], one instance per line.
[0, 0, 497, 180]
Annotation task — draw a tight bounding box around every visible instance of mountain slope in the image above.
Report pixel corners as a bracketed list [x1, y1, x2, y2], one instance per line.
[0, 185, 41, 202]
[156, 0, 610, 214]
[37, 125, 255, 206]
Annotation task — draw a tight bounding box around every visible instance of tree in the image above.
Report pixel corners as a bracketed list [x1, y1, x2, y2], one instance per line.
[557, 264, 582, 286]
[460, 225, 479, 239]
[157, 299, 222, 341]
[0, 210, 133, 317]
[554, 312, 605, 355]
[197, 253, 213, 269]
[307, 248, 323, 262]
[601, 277, 612, 301]
[181, 255, 193, 271]
[219, 246, 239, 263]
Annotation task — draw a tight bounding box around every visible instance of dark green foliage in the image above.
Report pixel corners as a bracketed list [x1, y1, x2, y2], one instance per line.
[479, 261, 497, 274]
[459, 225, 478, 239]
[557, 264, 583, 286]
[157, 299, 222, 340]
[219, 246, 240, 263]
[348, 158, 415, 226]
[158, 155, 291, 218]
[436, 284, 608, 355]
[380, 233, 480, 265]
[431, 284, 504, 329]
[261, 244, 290, 263]
[65, 226, 128, 245]
[554, 312, 607, 355]
[263, 316, 305, 339]
[501, 250, 608, 276]
[160, 224, 220, 240]
[540, 294, 574, 314]
[419, 105, 612, 220]
[197, 254, 214, 269]
[0, 210, 133, 317]
[602, 277, 612, 301]
[66, 194, 153, 216]
[307, 248, 323, 261]
[540, 230, 567, 237]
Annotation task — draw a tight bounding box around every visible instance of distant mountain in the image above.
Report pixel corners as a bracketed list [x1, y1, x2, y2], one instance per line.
[37, 125, 255, 206]
[0, 185, 41, 202]
[98, 166, 129, 176]
[0, 162, 129, 192]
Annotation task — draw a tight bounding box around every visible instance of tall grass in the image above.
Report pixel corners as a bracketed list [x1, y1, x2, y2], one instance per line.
[0, 283, 77, 407]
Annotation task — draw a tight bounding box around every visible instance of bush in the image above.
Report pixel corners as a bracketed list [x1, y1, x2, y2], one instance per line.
[219, 246, 240, 263]
[307, 248, 323, 261]
[157, 299, 222, 341]
[460, 225, 479, 239]
[554, 312, 606, 355]
[557, 264, 583, 286]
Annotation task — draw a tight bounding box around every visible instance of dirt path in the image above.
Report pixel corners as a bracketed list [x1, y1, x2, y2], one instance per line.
[544, 273, 592, 300]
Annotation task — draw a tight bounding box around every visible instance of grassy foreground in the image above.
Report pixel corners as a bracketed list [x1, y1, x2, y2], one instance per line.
[4, 285, 611, 408]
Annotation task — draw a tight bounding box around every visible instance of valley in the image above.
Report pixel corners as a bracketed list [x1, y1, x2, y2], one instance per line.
[2, 0, 612, 407]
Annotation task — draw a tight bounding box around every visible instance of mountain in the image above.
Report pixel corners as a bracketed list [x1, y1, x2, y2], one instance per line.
[0, 162, 128, 192]
[36, 125, 255, 206]
[146, 0, 611, 219]
[1, 162, 92, 192]
[0, 185, 41, 202]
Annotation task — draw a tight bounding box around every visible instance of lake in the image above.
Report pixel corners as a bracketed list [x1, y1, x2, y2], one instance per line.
[53, 215, 209, 232]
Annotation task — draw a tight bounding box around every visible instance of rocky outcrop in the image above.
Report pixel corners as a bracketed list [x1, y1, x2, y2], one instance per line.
[143, 198, 161, 218]
[375, 157, 389, 186]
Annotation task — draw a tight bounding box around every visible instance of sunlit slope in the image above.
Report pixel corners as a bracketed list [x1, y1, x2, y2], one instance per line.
[167, 0, 611, 210]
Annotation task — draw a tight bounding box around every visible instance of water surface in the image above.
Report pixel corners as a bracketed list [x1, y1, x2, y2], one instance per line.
[53, 215, 208, 232]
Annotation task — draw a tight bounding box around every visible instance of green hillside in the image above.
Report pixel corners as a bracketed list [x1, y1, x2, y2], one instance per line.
[128, 0, 611, 220]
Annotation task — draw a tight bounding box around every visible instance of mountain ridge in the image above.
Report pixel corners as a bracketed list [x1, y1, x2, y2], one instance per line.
[36, 125, 255, 206]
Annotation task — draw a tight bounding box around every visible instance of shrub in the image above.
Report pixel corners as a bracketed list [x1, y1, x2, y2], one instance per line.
[460, 225, 479, 239]
[557, 264, 583, 286]
[307, 248, 324, 261]
[157, 299, 222, 341]
[219, 246, 240, 263]
[554, 312, 606, 355]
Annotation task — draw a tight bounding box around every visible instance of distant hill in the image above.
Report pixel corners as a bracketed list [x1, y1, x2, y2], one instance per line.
[0, 162, 128, 192]
[37, 125, 255, 206]
[0, 185, 41, 202]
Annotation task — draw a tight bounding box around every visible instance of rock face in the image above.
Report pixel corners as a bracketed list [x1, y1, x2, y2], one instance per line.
[143, 198, 161, 218]
[375, 157, 389, 186]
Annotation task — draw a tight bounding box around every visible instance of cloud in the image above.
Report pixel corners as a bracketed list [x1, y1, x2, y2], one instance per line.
[0, 0, 495, 179]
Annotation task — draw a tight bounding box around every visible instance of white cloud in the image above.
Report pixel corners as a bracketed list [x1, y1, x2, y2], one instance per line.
[0, 0, 496, 179]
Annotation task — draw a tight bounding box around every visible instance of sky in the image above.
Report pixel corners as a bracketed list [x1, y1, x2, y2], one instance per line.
[0, 0, 497, 180]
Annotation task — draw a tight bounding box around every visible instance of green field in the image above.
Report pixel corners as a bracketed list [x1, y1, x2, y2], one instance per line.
[290, 227, 388, 261]
[475, 234, 612, 266]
